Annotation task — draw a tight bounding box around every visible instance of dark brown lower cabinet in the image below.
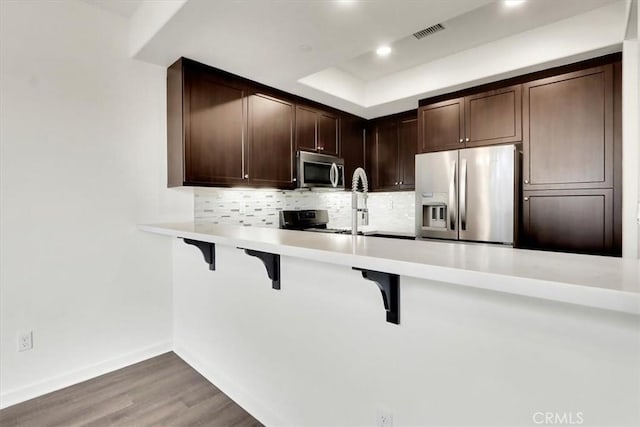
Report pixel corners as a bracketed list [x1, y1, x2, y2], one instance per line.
[522, 189, 613, 255]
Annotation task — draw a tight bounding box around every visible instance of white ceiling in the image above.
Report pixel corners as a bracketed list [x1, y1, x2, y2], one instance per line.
[121, 0, 630, 118]
[338, 0, 617, 82]
[133, 0, 491, 77]
[81, 0, 143, 18]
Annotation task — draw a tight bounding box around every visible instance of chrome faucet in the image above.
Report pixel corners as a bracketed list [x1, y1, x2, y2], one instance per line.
[351, 167, 369, 235]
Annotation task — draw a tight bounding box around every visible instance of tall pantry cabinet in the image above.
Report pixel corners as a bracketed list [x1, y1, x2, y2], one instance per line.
[521, 63, 620, 255]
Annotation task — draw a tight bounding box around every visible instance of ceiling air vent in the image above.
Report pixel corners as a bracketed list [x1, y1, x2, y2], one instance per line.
[413, 23, 445, 40]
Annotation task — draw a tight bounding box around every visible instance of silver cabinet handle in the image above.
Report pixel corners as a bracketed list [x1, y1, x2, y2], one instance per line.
[465, 138, 470, 142]
[460, 158, 467, 231]
[524, 197, 529, 201]
[399, 181, 403, 185]
[449, 160, 457, 231]
[394, 181, 398, 185]
[292, 177, 297, 182]
[524, 179, 529, 184]
[459, 139, 463, 143]
[244, 174, 249, 179]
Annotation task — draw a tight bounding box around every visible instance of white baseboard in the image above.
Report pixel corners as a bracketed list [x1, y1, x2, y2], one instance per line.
[173, 342, 287, 427]
[0, 340, 172, 410]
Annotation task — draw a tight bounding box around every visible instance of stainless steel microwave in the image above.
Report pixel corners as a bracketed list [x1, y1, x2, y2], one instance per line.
[297, 151, 345, 190]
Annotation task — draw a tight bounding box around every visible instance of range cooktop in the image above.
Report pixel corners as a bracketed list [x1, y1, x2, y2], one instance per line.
[279, 209, 415, 239]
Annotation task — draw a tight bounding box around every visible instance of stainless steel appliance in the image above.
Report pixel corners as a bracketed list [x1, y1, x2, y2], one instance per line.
[415, 144, 517, 244]
[297, 151, 345, 190]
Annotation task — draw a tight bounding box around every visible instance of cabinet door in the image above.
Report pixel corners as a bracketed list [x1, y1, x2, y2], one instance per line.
[522, 189, 613, 255]
[375, 119, 399, 190]
[523, 65, 613, 190]
[465, 85, 521, 147]
[318, 112, 339, 156]
[295, 105, 317, 152]
[248, 93, 294, 188]
[418, 98, 464, 153]
[341, 115, 365, 190]
[184, 67, 246, 185]
[398, 117, 417, 190]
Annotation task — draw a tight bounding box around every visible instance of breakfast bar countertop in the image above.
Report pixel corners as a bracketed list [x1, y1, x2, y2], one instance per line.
[139, 222, 640, 315]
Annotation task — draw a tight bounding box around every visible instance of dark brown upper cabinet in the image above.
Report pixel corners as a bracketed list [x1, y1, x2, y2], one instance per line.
[295, 105, 339, 156]
[318, 112, 339, 156]
[247, 92, 295, 188]
[168, 59, 247, 187]
[418, 98, 463, 153]
[418, 85, 522, 153]
[465, 85, 522, 147]
[398, 117, 417, 189]
[168, 58, 300, 189]
[372, 111, 417, 191]
[295, 106, 317, 152]
[522, 65, 613, 191]
[340, 115, 366, 188]
[375, 118, 399, 190]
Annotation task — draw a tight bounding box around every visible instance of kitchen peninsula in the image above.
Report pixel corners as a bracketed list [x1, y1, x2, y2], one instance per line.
[140, 221, 640, 426]
[140, 222, 639, 316]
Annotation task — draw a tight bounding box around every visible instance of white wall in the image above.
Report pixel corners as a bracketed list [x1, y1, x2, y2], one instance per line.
[128, 0, 187, 57]
[622, 0, 640, 257]
[0, 0, 192, 408]
[173, 242, 640, 427]
[622, 40, 640, 258]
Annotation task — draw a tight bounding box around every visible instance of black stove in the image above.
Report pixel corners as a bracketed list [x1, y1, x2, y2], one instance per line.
[279, 209, 329, 230]
[279, 209, 360, 234]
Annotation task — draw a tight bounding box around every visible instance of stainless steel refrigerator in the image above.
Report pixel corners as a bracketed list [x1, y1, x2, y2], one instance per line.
[415, 144, 517, 244]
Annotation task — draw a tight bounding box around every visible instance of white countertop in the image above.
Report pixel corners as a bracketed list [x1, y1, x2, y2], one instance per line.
[139, 222, 640, 315]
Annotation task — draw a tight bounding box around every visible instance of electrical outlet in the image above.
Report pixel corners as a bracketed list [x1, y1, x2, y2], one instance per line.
[376, 410, 393, 427]
[18, 331, 33, 352]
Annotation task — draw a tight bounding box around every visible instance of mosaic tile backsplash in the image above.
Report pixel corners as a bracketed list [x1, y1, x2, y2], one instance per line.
[194, 188, 415, 233]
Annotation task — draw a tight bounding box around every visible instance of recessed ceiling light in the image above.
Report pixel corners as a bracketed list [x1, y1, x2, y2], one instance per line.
[376, 45, 392, 57]
[336, 0, 356, 6]
[504, 0, 526, 6]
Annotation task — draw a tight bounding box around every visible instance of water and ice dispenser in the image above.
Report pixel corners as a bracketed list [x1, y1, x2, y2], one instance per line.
[422, 202, 447, 229]
[418, 190, 451, 235]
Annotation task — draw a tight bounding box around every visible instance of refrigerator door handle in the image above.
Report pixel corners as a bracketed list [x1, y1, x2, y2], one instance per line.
[449, 160, 457, 231]
[460, 159, 467, 230]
